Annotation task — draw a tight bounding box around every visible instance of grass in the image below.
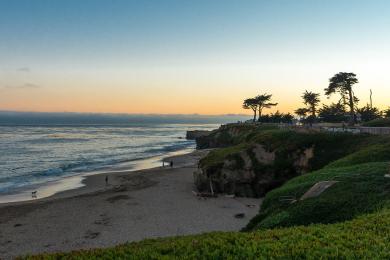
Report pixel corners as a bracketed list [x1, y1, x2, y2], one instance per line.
[197, 124, 390, 231]
[24, 208, 390, 259]
[362, 117, 390, 127]
[325, 143, 390, 168]
[196, 123, 278, 149]
[245, 161, 390, 230]
[199, 142, 249, 168]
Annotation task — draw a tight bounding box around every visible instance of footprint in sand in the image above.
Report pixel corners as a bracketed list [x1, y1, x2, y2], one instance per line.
[84, 230, 100, 239]
[106, 194, 130, 203]
[94, 217, 111, 226]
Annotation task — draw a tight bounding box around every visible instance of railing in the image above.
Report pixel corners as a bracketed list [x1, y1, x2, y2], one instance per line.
[280, 124, 390, 135]
[220, 122, 390, 135]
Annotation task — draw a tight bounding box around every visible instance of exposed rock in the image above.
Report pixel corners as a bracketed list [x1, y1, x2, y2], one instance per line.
[252, 144, 275, 164]
[194, 144, 316, 198]
[186, 130, 211, 140]
[293, 147, 314, 173]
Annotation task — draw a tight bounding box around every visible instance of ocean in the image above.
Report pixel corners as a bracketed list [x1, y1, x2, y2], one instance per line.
[0, 123, 220, 199]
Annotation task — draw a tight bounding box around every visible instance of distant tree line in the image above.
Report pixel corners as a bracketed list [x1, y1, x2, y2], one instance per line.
[243, 72, 390, 126]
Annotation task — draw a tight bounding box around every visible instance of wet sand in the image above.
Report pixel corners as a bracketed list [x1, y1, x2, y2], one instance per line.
[0, 150, 261, 259]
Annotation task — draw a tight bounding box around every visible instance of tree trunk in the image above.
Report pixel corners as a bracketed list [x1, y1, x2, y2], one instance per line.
[252, 109, 257, 122]
[257, 108, 263, 122]
[348, 89, 355, 126]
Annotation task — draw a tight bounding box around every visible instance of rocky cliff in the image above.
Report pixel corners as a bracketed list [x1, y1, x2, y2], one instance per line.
[194, 123, 370, 197]
[186, 130, 211, 140]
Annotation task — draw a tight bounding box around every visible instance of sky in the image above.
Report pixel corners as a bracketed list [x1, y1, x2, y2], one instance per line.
[0, 0, 390, 115]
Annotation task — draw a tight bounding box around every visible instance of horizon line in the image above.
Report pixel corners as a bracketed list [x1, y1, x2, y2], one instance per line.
[0, 109, 252, 117]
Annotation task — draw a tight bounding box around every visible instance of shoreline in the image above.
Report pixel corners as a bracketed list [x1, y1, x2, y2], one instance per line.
[0, 149, 261, 259]
[0, 147, 195, 205]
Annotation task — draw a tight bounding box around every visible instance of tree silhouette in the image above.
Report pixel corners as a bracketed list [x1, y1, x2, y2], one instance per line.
[325, 72, 359, 125]
[357, 105, 381, 122]
[243, 98, 258, 122]
[255, 94, 278, 122]
[318, 103, 347, 123]
[294, 108, 309, 123]
[258, 112, 294, 124]
[384, 108, 390, 118]
[302, 90, 320, 118]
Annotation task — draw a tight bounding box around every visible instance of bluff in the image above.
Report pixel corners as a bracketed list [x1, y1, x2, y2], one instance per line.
[194, 123, 373, 197]
[185, 130, 211, 140]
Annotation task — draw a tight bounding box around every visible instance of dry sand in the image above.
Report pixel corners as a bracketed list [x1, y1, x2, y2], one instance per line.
[0, 150, 261, 259]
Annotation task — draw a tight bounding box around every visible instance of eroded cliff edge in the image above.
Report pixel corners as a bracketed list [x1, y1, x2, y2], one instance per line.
[193, 123, 370, 197]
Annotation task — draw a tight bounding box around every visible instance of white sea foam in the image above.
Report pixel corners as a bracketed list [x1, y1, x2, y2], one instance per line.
[0, 123, 218, 194]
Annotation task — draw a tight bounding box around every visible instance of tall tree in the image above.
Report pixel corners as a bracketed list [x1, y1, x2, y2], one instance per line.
[243, 98, 258, 122]
[325, 72, 359, 125]
[302, 90, 321, 118]
[294, 108, 309, 123]
[255, 93, 278, 122]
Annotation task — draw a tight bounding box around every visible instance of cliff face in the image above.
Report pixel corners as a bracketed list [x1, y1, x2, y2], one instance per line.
[186, 130, 211, 140]
[195, 143, 314, 197]
[194, 124, 369, 197]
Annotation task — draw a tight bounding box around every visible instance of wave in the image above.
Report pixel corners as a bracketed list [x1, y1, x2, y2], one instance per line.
[0, 123, 217, 196]
[0, 140, 195, 194]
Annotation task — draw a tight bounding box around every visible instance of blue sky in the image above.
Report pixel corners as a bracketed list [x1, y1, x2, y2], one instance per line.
[0, 0, 390, 113]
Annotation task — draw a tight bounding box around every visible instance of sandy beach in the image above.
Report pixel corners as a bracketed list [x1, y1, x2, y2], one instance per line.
[0, 150, 261, 259]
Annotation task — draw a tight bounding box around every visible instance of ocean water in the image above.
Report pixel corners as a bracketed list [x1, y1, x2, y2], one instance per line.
[0, 123, 218, 196]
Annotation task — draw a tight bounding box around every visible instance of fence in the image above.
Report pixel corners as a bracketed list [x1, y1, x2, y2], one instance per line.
[281, 124, 390, 135]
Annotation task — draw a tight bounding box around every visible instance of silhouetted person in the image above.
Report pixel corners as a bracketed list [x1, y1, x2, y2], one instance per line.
[170, 161, 173, 168]
[105, 176, 108, 185]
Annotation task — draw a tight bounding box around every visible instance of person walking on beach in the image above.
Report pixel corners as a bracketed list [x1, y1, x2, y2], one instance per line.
[105, 175, 108, 186]
[170, 161, 173, 168]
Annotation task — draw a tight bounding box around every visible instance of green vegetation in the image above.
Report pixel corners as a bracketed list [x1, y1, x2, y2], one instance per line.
[326, 143, 390, 168]
[198, 126, 375, 197]
[245, 161, 390, 230]
[195, 123, 277, 149]
[363, 117, 390, 127]
[243, 133, 390, 230]
[196, 124, 390, 233]
[25, 208, 390, 259]
[248, 129, 369, 170]
[199, 142, 249, 169]
[200, 127, 370, 170]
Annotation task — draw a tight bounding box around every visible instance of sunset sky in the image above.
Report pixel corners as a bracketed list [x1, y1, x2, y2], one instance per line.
[1, 0, 390, 115]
